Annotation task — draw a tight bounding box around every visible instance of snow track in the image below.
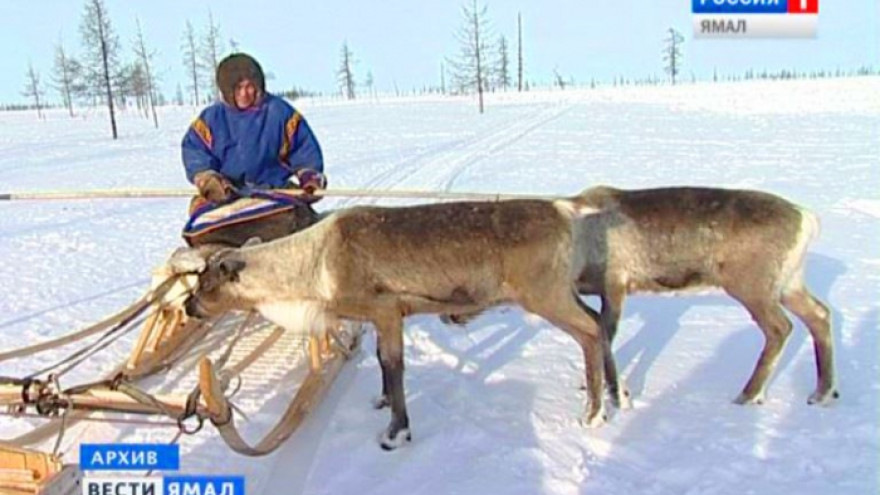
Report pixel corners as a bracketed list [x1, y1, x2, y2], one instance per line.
[339, 103, 572, 206]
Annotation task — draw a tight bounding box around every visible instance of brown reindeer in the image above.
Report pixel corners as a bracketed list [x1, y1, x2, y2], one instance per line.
[571, 186, 837, 406]
[171, 199, 621, 450]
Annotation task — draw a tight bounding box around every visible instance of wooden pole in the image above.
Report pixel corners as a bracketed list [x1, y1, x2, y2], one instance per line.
[0, 188, 565, 202]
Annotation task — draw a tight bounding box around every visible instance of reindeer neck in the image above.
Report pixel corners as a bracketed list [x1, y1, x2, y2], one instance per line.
[237, 221, 329, 301]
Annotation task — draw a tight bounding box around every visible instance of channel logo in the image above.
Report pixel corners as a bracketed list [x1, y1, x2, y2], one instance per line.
[692, 0, 819, 38]
[80, 444, 245, 495]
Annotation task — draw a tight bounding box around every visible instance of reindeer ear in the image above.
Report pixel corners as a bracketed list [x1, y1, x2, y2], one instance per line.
[219, 256, 246, 283]
[201, 251, 246, 290]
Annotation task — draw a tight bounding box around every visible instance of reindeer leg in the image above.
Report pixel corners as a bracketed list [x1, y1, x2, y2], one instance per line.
[730, 294, 793, 405]
[371, 343, 391, 409]
[781, 286, 838, 405]
[581, 331, 609, 427]
[373, 312, 411, 450]
[597, 288, 632, 409]
[575, 294, 630, 409]
[333, 297, 394, 410]
[525, 291, 608, 427]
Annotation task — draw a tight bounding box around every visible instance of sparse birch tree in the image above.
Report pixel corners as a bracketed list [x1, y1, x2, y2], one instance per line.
[553, 67, 567, 90]
[496, 35, 510, 90]
[517, 12, 524, 92]
[126, 63, 148, 114]
[337, 42, 356, 100]
[52, 42, 81, 117]
[182, 20, 202, 105]
[175, 83, 185, 106]
[80, 0, 120, 139]
[663, 28, 684, 86]
[22, 62, 45, 120]
[448, 0, 493, 113]
[133, 18, 159, 127]
[364, 70, 374, 98]
[202, 10, 223, 99]
[113, 64, 132, 110]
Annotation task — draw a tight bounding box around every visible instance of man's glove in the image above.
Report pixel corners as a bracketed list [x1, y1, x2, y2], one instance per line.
[292, 169, 327, 202]
[194, 170, 234, 204]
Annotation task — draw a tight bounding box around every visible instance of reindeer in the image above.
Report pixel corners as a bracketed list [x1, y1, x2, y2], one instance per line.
[570, 186, 837, 406]
[171, 199, 623, 450]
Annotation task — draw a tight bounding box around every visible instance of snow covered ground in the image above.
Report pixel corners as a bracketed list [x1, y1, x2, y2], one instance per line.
[0, 77, 877, 494]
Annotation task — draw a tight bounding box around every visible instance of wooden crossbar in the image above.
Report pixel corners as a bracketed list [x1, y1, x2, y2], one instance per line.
[0, 188, 564, 202]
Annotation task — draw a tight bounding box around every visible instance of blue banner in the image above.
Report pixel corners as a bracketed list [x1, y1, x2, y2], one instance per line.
[692, 0, 788, 14]
[80, 444, 180, 471]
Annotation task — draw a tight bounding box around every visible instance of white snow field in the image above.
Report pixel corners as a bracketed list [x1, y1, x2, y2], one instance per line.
[0, 77, 877, 494]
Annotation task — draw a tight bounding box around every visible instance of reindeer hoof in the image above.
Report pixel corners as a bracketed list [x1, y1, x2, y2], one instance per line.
[607, 384, 632, 410]
[807, 389, 839, 406]
[439, 313, 471, 326]
[380, 428, 412, 451]
[580, 406, 607, 429]
[615, 390, 633, 410]
[733, 392, 765, 405]
[371, 395, 390, 410]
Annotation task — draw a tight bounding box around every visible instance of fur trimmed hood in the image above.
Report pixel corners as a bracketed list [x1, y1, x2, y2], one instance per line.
[215, 53, 265, 106]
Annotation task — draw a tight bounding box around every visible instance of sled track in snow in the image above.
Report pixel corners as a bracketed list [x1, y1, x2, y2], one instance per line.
[342, 104, 572, 206]
[429, 104, 573, 194]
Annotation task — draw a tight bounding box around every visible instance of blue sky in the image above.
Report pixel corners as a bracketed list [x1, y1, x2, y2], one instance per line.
[2, 0, 877, 104]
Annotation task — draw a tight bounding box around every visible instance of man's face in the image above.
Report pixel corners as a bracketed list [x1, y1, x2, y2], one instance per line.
[234, 79, 258, 109]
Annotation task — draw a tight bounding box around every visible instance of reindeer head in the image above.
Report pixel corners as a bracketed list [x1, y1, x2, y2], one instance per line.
[168, 247, 251, 319]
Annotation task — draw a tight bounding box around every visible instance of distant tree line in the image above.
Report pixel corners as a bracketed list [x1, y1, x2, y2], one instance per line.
[13, 0, 880, 126]
[279, 87, 320, 101]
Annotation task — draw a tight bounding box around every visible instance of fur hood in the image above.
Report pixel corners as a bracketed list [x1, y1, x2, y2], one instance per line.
[215, 53, 266, 106]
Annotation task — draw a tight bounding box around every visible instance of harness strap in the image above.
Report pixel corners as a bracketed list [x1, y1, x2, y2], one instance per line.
[24, 277, 182, 380]
[0, 276, 180, 364]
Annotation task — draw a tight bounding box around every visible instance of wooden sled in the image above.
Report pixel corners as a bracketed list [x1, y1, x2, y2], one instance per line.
[0, 445, 79, 495]
[0, 251, 366, 489]
[125, 262, 365, 455]
[124, 265, 202, 378]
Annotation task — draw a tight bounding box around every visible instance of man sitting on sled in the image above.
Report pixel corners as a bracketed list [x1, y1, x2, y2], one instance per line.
[181, 52, 327, 247]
